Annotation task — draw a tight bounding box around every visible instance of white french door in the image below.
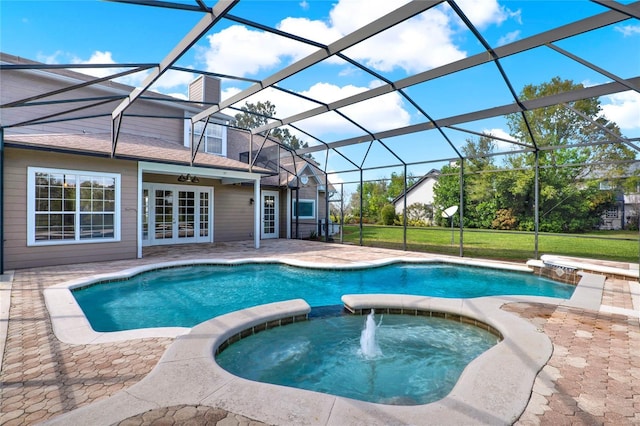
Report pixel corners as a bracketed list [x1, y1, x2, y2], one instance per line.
[261, 191, 279, 239]
[142, 183, 213, 245]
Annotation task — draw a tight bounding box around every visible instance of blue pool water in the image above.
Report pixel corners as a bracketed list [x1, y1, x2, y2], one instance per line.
[73, 263, 575, 332]
[216, 313, 498, 405]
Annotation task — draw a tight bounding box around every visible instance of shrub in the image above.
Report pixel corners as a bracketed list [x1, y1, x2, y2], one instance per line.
[380, 204, 397, 226]
[492, 208, 518, 230]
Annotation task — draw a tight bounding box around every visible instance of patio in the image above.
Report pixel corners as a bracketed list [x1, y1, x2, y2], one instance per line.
[1, 240, 639, 425]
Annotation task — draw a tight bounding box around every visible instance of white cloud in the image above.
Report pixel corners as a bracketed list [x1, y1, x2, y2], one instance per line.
[615, 24, 640, 37]
[601, 91, 640, 132]
[454, 0, 511, 28]
[37, 50, 64, 64]
[199, 24, 317, 76]
[197, 0, 520, 77]
[68, 51, 195, 95]
[298, 82, 411, 135]
[497, 30, 520, 46]
[482, 128, 519, 151]
[342, 8, 466, 73]
[221, 81, 411, 138]
[153, 69, 196, 90]
[165, 92, 188, 100]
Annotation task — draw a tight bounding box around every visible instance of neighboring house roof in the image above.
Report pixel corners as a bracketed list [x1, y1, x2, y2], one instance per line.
[392, 169, 441, 205]
[4, 132, 274, 174]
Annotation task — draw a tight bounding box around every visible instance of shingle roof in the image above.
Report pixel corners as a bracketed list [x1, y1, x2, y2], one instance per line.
[5, 132, 274, 174]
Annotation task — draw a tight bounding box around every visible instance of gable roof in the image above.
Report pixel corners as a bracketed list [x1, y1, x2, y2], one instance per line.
[392, 169, 441, 205]
[4, 132, 274, 174]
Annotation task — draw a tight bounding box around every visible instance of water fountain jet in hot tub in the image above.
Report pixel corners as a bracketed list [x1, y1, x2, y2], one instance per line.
[215, 307, 499, 405]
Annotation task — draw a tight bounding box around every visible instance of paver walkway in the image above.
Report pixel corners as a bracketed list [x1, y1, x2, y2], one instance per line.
[0, 240, 638, 425]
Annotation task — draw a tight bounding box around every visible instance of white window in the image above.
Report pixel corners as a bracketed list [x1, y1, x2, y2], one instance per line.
[27, 167, 121, 245]
[605, 206, 618, 218]
[599, 181, 612, 190]
[293, 199, 316, 219]
[184, 118, 227, 156]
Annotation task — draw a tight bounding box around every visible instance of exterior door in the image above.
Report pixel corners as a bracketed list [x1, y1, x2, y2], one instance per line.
[261, 191, 279, 239]
[143, 183, 212, 245]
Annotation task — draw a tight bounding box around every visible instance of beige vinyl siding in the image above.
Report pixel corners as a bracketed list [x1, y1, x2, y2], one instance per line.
[2, 68, 185, 143]
[279, 190, 288, 238]
[225, 128, 251, 163]
[214, 184, 256, 241]
[3, 148, 138, 270]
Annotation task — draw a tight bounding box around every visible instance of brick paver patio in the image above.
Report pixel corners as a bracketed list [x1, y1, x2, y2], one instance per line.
[1, 240, 638, 425]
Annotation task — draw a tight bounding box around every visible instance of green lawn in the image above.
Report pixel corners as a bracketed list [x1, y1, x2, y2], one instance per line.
[340, 225, 639, 263]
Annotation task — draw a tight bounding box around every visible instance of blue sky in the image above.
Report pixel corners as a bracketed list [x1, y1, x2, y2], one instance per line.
[2, 0, 639, 184]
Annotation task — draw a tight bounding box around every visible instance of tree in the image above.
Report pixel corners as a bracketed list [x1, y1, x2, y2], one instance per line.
[502, 77, 634, 232]
[234, 101, 310, 152]
[461, 136, 498, 228]
[432, 77, 635, 232]
[433, 163, 461, 227]
[387, 172, 418, 200]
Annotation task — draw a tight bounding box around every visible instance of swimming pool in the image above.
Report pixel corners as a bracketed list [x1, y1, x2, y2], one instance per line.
[72, 262, 574, 332]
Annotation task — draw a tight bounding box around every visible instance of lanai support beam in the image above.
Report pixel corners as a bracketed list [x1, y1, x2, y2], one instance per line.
[254, 177, 260, 249]
[403, 164, 408, 251]
[534, 151, 540, 259]
[459, 159, 464, 257]
[110, 0, 238, 156]
[0, 128, 4, 274]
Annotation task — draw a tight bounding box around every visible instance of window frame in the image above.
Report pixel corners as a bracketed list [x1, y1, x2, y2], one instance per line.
[184, 117, 227, 157]
[27, 167, 121, 246]
[293, 199, 316, 220]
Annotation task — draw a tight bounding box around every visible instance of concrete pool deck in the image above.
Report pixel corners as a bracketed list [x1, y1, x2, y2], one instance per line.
[1, 240, 639, 425]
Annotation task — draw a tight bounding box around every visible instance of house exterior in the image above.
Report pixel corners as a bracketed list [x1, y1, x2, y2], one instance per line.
[392, 169, 440, 222]
[0, 53, 330, 270]
[598, 175, 640, 230]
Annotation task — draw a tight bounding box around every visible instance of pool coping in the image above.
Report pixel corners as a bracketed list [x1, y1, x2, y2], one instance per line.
[42, 256, 535, 345]
[43, 295, 557, 425]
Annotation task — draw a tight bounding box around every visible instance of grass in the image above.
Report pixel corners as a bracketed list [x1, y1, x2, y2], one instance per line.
[340, 225, 640, 263]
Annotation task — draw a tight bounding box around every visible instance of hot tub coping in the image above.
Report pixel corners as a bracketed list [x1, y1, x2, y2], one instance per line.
[44, 294, 554, 426]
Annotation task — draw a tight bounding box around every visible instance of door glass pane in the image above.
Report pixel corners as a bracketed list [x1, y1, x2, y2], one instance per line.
[200, 192, 209, 237]
[178, 191, 195, 238]
[143, 189, 149, 241]
[155, 190, 173, 239]
[263, 195, 275, 234]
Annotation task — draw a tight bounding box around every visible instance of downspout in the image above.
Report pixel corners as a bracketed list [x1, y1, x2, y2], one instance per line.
[0, 128, 4, 274]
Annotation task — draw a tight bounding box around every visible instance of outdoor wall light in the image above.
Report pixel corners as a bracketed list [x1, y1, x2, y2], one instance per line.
[178, 174, 199, 183]
[250, 198, 254, 205]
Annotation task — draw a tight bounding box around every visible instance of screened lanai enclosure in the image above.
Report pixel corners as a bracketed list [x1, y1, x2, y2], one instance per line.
[1, 0, 639, 270]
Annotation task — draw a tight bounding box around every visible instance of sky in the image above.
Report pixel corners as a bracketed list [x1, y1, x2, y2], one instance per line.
[1, 0, 639, 185]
